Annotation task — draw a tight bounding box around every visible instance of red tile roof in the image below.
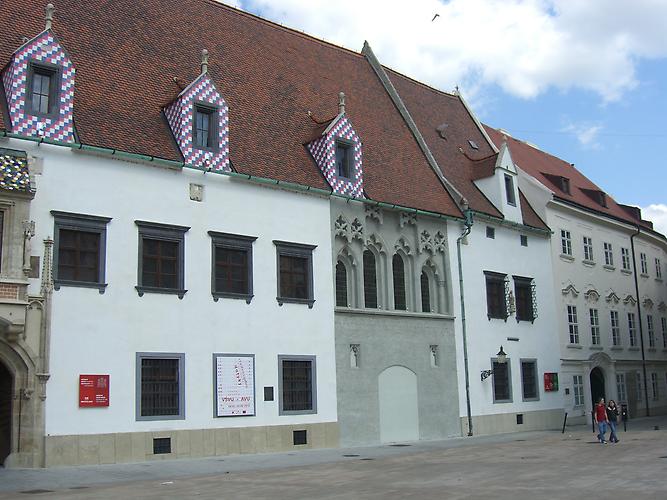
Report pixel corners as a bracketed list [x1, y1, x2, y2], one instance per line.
[484, 126, 652, 230]
[0, 0, 461, 218]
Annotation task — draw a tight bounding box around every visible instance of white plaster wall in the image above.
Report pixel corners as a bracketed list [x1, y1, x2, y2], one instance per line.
[448, 219, 562, 419]
[10, 140, 337, 436]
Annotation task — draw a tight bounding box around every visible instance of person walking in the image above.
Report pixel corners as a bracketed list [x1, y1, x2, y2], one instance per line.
[594, 397, 609, 444]
[607, 399, 620, 443]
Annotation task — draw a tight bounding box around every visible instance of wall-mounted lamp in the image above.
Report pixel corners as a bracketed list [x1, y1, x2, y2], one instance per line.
[481, 346, 507, 381]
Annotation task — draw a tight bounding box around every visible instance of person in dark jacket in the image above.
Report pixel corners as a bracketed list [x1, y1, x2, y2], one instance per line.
[606, 399, 620, 443]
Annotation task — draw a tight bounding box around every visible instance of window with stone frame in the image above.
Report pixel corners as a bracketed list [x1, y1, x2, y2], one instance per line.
[363, 249, 378, 309]
[492, 360, 512, 403]
[628, 312, 637, 347]
[651, 372, 659, 400]
[136, 353, 184, 421]
[194, 104, 218, 150]
[662, 317, 667, 349]
[278, 356, 316, 415]
[604, 242, 614, 267]
[610, 310, 621, 346]
[573, 375, 584, 406]
[567, 305, 579, 344]
[514, 276, 535, 322]
[420, 270, 432, 313]
[589, 308, 600, 345]
[647, 315, 655, 348]
[583, 236, 594, 262]
[560, 230, 572, 256]
[640, 253, 648, 275]
[485, 271, 507, 320]
[209, 232, 256, 302]
[136, 221, 189, 298]
[616, 373, 627, 402]
[392, 253, 407, 311]
[275, 241, 316, 307]
[621, 248, 631, 271]
[656, 258, 663, 280]
[521, 360, 539, 401]
[52, 211, 111, 292]
[335, 260, 348, 307]
[27, 62, 60, 117]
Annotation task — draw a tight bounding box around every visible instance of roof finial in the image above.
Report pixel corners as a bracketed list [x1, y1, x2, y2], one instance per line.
[45, 3, 55, 30]
[201, 49, 209, 74]
[338, 91, 346, 115]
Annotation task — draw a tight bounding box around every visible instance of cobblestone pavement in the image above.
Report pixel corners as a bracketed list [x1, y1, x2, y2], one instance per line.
[1, 416, 666, 499]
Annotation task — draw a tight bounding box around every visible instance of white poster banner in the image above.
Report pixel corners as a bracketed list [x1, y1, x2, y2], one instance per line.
[214, 354, 255, 417]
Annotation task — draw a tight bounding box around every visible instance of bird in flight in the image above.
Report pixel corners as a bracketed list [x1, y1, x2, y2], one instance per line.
[432, 13, 440, 21]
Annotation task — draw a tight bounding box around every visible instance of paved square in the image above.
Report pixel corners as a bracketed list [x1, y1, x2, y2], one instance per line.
[1, 417, 665, 499]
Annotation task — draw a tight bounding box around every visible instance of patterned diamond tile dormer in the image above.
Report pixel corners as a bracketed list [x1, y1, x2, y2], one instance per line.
[1, 30, 76, 143]
[164, 70, 230, 172]
[306, 93, 364, 198]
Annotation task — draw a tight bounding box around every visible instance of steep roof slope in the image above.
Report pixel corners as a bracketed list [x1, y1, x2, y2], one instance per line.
[0, 0, 461, 217]
[484, 126, 652, 229]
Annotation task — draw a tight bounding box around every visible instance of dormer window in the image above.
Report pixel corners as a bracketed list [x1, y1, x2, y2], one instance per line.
[561, 177, 571, 195]
[597, 192, 607, 207]
[504, 174, 516, 206]
[335, 140, 352, 178]
[28, 63, 59, 116]
[194, 105, 217, 150]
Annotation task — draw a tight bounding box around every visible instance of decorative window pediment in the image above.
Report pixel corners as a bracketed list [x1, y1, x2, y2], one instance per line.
[2, 8, 75, 143]
[606, 290, 620, 304]
[306, 92, 364, 198]
[658, 301, 667, 312]
[164, 50, 230, 172]
[561, 283, 579, 298]
[622, 294, 636, 306]
[643, 297, 654, 309]
[583, 287, 600, 302]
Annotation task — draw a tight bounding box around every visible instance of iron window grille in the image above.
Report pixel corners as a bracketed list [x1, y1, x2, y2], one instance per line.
[492, 360, 512, 403]
[136, 221, 189, 298]
[647, 315, 655, 348]
[279, 356, 316, 415]
[392, 254, 407, 311]
[274, 241, 316, 307]
[521, 360, 539, 401]
[209, 232, 256, 303]
[193, 104, 218, 151]
[153, 437, 171, 454]
[485, 271, 508, 320]
[363, 250, 378, 309]
[52, 211, 111, 292]
[27, 61, 61, 118]
[513, 276, 536, 323]
[136, 353, 185, 421]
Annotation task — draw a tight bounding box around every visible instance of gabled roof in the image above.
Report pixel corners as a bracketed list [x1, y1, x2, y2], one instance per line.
[0, 0, 461, 218]
[483, 126, 653, 230]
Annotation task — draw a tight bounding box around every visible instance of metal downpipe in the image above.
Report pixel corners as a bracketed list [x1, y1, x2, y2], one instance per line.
[457, 210, 474, 436]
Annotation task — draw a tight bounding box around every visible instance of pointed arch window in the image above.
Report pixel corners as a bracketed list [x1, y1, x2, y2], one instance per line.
[363, 250, 378, 309]
[393, 254, 406, 311]
[421, 270, 431, 313]
[335, 260, 348, 307]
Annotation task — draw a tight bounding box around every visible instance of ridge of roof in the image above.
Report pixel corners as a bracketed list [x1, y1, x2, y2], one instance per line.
[382, 65, 459, 100]
[203, 0, 366, 60]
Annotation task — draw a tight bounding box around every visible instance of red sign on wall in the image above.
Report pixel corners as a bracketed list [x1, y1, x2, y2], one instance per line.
[544, 372, 559, 392]
[79, 375, 109, 407]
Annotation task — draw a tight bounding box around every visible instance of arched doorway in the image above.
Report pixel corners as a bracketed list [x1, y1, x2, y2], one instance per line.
[378, 366, 419, 443]
[0, 361, 12, 466]
[590, 367, 605, 407]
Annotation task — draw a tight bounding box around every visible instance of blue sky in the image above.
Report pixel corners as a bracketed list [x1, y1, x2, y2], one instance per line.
[231, 0, 667, 231]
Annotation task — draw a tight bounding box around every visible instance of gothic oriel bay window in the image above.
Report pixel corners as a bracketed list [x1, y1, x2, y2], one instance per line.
[363, 250, 378, 308]
[392, 254, 406, 310]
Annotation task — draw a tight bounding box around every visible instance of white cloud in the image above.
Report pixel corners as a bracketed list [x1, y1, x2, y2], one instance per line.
[642, 204, 667, 236]
[562, 122, 603, 149]
[236, 0, 667, 102]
